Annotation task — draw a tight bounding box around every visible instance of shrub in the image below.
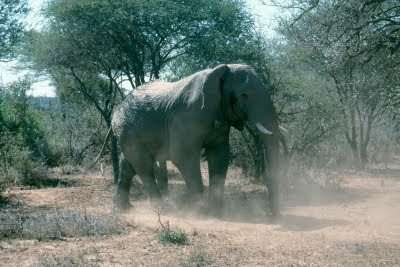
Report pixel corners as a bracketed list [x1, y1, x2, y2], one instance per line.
[0, 80, 50, 191]
[39, 247, 102, 267]
[180, 251, 212, 267]
[0, 207, 127, 240]
[157, 228, 188, 245]
[0, 136, 48, 187]
[230, 128, 260, 179]
[12, 148, 48, 186]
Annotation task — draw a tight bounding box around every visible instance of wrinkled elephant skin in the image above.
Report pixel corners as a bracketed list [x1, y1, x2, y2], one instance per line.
[112, 64, 281, 216]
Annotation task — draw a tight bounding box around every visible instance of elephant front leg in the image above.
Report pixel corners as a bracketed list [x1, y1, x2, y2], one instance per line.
[206, 142, 229, 217]
[171, 149, 204, 208]
[114, 156, 136, 210]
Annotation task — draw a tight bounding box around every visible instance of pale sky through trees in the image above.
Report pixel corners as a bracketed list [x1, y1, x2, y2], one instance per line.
[0, 0, 278, 97]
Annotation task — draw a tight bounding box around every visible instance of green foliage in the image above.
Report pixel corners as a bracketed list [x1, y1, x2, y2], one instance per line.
[157, 228, 188, 245]
[0, 0, 29, 60]
[0, 79, 45, 154]
[24, 0, 270, 180]
[0, 79, 50, 189]
[6, 147, 48, 186]
[272, 0, 400, 168]
[41, 0, 256, 83]
[42, 101, 104, 166]
[230, 128, 262, 178]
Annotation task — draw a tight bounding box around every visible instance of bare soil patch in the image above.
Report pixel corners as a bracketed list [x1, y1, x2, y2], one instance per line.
[1, 162, 399, 266]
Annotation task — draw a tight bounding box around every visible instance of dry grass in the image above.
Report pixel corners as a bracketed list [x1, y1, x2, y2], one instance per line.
[0, 161, 399, 266]
[38, 247, 103, 267]
[0, 207, 127, 240]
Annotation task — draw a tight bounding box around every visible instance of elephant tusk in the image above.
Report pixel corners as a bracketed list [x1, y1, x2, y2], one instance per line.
[279, 125, 288, 133]
[255, 122, 273, 135]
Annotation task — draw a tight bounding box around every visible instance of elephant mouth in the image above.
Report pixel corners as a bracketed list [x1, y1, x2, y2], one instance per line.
[255, 122, 273, 135]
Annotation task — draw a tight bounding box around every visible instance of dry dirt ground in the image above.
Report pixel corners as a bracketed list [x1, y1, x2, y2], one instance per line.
[1, 161, 400, 266]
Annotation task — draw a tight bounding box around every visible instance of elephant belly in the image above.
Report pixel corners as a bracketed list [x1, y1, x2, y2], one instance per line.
[116, 109, 170, 161]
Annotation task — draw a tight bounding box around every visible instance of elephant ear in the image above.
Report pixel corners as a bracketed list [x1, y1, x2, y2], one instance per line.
[220, 69, 245, 131]
[200, 64, 229, 108]
[203, 64, 229, 91]
[201, 64, 244, 131]
[186, 64, 228, 109]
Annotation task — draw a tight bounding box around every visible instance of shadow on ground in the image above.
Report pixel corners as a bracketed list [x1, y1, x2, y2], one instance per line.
[25, 176, 77, 188]
[141, 184, 351, 231]
[366, 166, 400, 180]
[276, 214, 349, 231]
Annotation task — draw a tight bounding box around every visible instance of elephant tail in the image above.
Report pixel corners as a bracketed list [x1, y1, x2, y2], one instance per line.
[92, 126, 113, 166]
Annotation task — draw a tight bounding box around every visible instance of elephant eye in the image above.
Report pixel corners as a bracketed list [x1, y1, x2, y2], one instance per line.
[241, 93, 248, 99]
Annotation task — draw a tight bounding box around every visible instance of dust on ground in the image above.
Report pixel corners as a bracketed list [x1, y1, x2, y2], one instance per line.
[1, 160, 399, 266]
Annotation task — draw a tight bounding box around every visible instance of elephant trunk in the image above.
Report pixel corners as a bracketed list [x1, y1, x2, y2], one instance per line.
[248, 106, 281, 216]
[261, 134, 280, 216]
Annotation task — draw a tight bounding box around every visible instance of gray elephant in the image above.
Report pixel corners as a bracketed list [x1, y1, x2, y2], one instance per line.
[112, 64, 281, 216]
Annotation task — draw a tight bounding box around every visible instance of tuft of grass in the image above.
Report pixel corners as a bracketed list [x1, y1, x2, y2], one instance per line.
[180, 250, 212, 267]
[39, 247, 102, 267]
[157, 228, 188, 245]
[150, 198, 188, 245]
[192, 229, 199, 237]
[0, 207, 127, 240]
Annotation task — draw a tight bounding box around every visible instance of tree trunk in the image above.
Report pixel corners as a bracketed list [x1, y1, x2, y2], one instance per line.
[360, 143, 367, 169]
[349, 138, 360, 168]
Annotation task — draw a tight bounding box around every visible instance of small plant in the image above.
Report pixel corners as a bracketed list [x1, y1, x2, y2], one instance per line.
[157, 227, 188, 245]
[151, 200, 188, 245]
[180, 250, 212, 267]
[192, 229, 199, 237]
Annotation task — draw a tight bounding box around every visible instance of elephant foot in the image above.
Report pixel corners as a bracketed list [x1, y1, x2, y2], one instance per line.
[176, 192, 204, 211]
[113, 193, 133, 212]
[113, 201, 133, 212]
[160, 188, 169, 197]
[270, 209, 281, 218]
[207, 207, 223, 218]
[207, 201, 224, 218]
[269, 198, 280, 218]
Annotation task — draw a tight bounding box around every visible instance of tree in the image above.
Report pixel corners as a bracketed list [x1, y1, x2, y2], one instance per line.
[26, 0, 263, 182]
[273, 0, 400, 168]
[0, 0, 29, 61]
[0, 79, 50, 189]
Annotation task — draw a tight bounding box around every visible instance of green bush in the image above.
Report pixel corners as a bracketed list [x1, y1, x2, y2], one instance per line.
[0, 133, 48, 187]
[12, 148, 48, 186]
[157, 228, 188, 245]
[0, 80, 51, 190]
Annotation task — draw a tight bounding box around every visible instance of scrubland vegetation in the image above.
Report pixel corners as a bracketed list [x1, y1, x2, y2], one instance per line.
[0, 0, 399, 266]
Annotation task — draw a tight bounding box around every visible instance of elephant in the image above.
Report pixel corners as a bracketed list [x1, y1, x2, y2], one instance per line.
[111, 64, 281, 216]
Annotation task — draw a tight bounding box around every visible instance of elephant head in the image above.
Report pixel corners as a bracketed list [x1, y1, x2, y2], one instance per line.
[207, 64, 281, 215]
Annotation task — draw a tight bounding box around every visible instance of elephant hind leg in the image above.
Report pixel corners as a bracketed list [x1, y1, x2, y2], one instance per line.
[114, 156, 136, 210]
[127, 152, 162, 204]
